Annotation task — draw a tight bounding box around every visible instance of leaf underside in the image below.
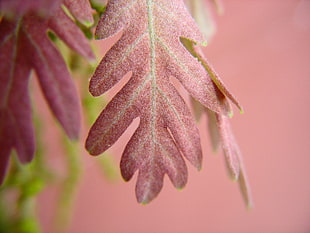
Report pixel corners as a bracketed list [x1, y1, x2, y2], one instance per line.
[86, 0, 231, 203]
[0, 0, 95, 184]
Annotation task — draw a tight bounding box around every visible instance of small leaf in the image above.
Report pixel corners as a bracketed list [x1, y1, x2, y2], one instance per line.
[216, 113, 253, 208]
[215, 113, 240, 180]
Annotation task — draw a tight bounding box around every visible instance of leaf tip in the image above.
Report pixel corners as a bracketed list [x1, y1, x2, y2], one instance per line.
[246, 201, 254, 211]
[139, 201, 148, 205]
[138, 196, 151, 205]
[230, 175, 239, 182]
[81, 19, 94, 28]
[201, 41, 208, 47]
[228, 166, 240, 181]
[85, 139, 100, 156]
[197, 163, 203, 171]
[66, 126, 81, 141]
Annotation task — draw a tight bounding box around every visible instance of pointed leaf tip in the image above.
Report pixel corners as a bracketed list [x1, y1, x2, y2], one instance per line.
[191, 45, 243, 113]
[82, 20, 94, 28]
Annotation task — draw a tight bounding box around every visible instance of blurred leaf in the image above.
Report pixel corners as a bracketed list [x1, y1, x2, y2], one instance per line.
[0, 0, 95, 183]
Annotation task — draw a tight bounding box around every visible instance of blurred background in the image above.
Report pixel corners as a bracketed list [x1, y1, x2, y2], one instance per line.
[4, 0, 310, 233]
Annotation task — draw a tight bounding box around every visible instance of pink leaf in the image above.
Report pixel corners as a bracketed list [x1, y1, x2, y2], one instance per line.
[0, 19, 35, 172]
[23, 14, 82, 139]
[0, 0, 62, 17]
[64, 0, 94, 26]
[86, 0, 230, 203]
[0, 0, 94, 183]
[193, 45, 244, 115]
[191, 44, 252, 207]
[216, 113, 253, 208]
[48, 5, 95, 61]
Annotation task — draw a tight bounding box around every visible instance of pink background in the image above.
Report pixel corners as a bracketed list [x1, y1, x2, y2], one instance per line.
[38, 1, 310, 232]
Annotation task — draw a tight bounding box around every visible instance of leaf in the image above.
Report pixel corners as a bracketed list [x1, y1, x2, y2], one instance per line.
[0, 1, 94, 184]
[86, 0, 230, 203]
[190, 42, 252, 208]
[215, 112, 253, 209]
[64, 0, 94, 27]
[48, 4, 95, 60]
[0, 0, 62, 17]
[185, 0, 216, 41]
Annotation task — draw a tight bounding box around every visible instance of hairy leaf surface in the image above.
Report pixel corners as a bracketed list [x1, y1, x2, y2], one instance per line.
[86, 0, 230, 203]
[0, 0, 94, 183]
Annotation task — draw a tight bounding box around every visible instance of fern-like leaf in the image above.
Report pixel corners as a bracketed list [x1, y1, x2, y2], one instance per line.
[86, 0, 230, 203]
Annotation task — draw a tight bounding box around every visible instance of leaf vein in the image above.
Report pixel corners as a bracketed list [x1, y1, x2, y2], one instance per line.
[101, 30, 147, 84]
[156, 35, 202, 84]
[106, 0, 139, 28]
[157, 87, 188, 137]
[2, 21, 21, 108]
[90, 74, 152, 151]
[146, 0, 157, 158]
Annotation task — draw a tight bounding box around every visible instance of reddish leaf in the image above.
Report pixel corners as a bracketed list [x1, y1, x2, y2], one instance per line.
[215, 113, 253, 208]
[0, 1, 94, 183]
[193, 45, 244, 115]
[192, 43, 252, 208]
[48, 5, 95, 60]
[0, 0, 62, 17]
[64, 0, 94, 26]
[86, 0, 230, 203]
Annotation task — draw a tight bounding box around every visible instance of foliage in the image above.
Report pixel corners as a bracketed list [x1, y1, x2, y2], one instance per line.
[85, 0, 251, 205]
[0, 0, 94, 183]
[0, 0, 252, 231]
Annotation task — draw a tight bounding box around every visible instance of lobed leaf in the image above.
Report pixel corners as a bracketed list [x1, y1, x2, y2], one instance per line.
[86, 0, 231, 203]
[0, 0, 94, 183]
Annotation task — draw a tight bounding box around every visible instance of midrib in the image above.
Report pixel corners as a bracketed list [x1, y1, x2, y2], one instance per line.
[2, 19, 21, 108]
[146, 0, 157, 147]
